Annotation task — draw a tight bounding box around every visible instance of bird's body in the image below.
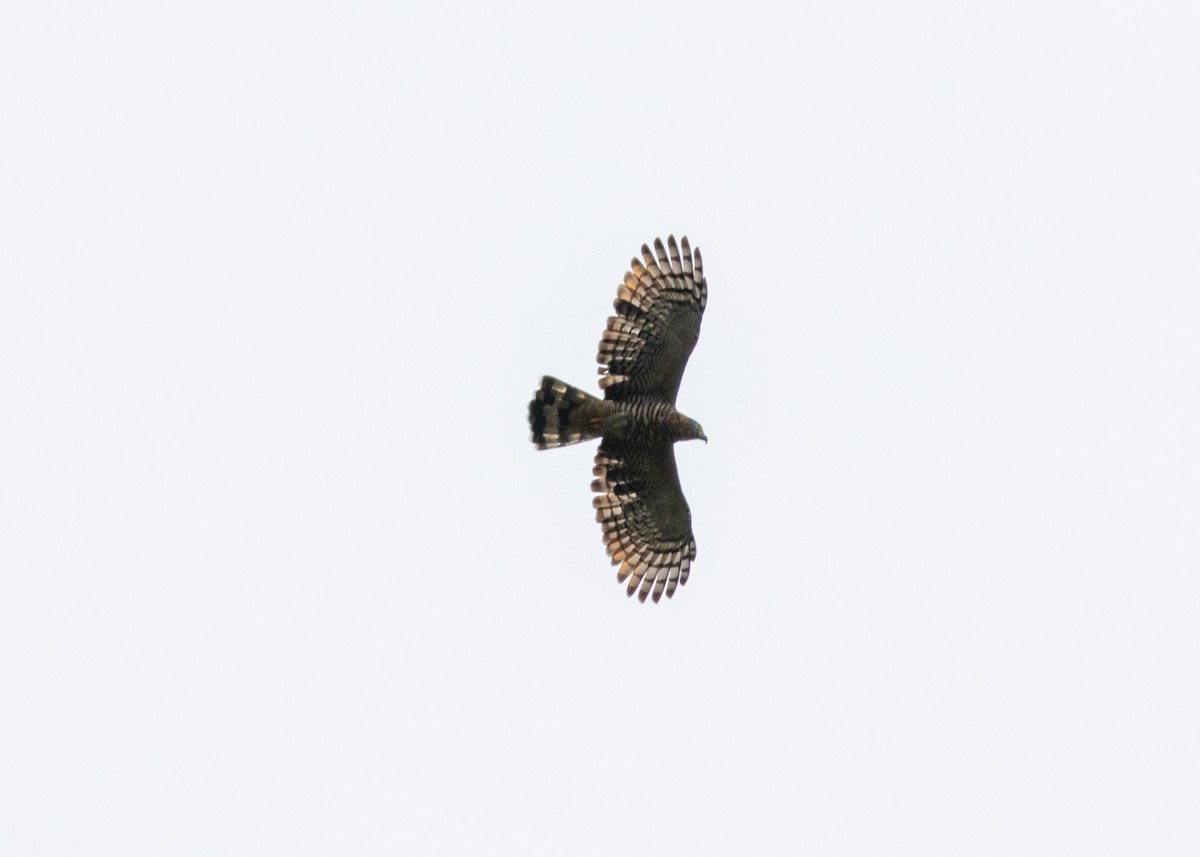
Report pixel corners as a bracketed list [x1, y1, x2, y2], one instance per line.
[529, 379, 701, 449]
[528, 235, 707, 603]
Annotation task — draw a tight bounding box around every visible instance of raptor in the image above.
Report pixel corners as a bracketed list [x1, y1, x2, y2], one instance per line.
[528, 235, 707, 602]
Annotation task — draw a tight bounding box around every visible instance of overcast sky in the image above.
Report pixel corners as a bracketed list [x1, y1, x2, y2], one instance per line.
[3, 2, 1199, 855]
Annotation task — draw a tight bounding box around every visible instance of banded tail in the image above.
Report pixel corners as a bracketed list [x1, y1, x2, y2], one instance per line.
[529, 376, 610, 450]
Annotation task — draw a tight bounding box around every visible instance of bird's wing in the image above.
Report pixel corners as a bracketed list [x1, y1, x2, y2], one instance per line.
[596, 235, 707, 405]
[592, 439, 696, 603]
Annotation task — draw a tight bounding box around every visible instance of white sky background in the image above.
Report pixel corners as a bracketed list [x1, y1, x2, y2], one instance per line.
[2, 1, 1198, 854]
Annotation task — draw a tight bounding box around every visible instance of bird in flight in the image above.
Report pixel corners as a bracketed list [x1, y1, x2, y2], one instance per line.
[528, 235, 707, 603]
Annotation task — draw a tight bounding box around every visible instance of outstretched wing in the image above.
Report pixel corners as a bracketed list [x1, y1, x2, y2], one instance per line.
[596, 235, 707, 404]
[591, 438, 697, 603]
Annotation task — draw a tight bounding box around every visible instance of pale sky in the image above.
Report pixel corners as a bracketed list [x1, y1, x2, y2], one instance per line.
[3, 2, 1199, 855]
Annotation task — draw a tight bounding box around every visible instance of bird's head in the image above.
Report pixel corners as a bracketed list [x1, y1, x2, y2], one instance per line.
[678, 413, 707, 443]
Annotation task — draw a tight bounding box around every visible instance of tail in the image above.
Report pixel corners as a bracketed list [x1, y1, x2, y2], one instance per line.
[528, 376, 609, 449]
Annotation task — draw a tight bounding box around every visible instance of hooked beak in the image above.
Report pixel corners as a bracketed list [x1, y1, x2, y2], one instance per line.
[700, 431, 708, 444]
